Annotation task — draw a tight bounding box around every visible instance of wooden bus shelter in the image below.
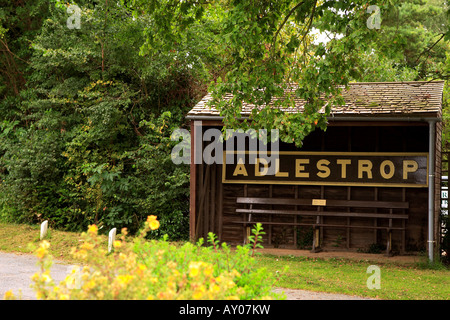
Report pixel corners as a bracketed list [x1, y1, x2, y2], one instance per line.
[186, 81, 445, 259]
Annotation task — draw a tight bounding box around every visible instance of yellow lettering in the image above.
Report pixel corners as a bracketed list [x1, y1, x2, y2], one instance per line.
[337, 159, 351, 178]
[358, 160, 373, 179]
[233, 158, 248, 176]
[317, 159, 331, 178]
[255, 157, 269, 177]
[380, 160, 395, 179]
[403, 160, 418, 180]
[295, 159, 310, 178]
[275, 158, 289, 177]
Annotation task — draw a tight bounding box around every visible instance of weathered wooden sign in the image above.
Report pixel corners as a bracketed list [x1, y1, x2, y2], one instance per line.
[222, 151, 428, 187]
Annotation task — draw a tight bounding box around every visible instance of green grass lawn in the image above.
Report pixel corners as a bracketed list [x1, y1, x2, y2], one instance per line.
[1, 222, 449, 300]
[0, 222, 107, 263]
[254, 254, 450, 300]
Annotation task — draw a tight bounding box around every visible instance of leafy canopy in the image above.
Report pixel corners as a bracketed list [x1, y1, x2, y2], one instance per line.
[126, 0, 449, 145]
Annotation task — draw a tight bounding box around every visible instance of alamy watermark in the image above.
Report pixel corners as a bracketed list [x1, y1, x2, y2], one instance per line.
[170, 121, 281, 173]
[67, 4, 81, 30]
[366, 5, 381, 30]
[366, 265, 381, 289]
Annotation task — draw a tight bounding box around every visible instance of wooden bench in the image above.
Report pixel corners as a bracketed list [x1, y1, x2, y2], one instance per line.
[232, 197, 409, 256]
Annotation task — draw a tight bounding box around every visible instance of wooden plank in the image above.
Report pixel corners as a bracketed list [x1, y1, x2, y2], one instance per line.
[189, 121, 197, 241]
[210, 164, 216, 234]
[236, 197, 409, 209]
[195, 164, 210, 239]
[318, 186, 324, 251]
[243, 184, 247, 244]
[236, 208, 409, 219]
[294, 186, 298, 247]
[374, 187, 378, 245]
[218, 165, 224, 241]
[269, 185, 273, 246]
[230, 221, 406, 230]
[402, 187, 406, 254]
[347, 186, 351, 249]
[204, 165, 210, 236]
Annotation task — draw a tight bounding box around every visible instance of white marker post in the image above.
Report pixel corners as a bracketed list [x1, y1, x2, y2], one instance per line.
[40, 220, 48, 240]
[108, 228, 117, 253]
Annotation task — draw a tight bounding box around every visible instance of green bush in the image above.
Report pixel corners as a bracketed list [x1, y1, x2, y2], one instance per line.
[0, 3, 200, 239]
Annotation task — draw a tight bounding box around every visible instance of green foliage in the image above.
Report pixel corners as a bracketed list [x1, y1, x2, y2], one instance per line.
[0, 0, 449, 240]
[0, 0, 201, 238]
[15, 220, 281, 300]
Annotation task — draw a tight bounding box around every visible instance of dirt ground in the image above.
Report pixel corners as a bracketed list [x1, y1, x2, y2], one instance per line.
[272, 287, 377, 300]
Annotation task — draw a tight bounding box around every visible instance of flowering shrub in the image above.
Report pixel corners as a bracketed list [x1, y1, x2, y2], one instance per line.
[6, 216, 282, 300]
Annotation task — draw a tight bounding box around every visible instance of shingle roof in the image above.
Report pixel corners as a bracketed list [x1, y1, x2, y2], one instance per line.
[187, 81, 445, 119]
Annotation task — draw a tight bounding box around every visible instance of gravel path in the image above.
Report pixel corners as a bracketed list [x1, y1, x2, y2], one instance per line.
[1, 251, 375, 300]
[0, 251, 74, 300]
[273, 287, 376, 300]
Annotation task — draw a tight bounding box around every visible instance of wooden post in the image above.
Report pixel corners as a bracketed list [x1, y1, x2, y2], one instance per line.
[386, 209, 393, 256]
[269, 185, 273, 246]
[218, 165, 223, 241]
[294, 186, 298, 248]
[189, 121, 197, 242]
[243, 184, 248, 244]
[347, 186, 351, 249]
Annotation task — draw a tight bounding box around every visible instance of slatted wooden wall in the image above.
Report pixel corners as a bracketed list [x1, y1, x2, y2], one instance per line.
[193, 122, 437, 253]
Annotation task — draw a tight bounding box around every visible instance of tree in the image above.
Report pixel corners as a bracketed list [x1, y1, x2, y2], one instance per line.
[0, 0, 204, 237]
[128, 0, 449, 145]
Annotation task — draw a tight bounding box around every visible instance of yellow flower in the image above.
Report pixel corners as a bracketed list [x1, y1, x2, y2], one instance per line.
[64, 275, 75, 287]
[210, 284, 221, 294]
[3, 290, 14, 300]
[42, 272, 52, 283]
[192, 285, 206, 299]
[31, 272, 40, 282]
[204, 264, 214, 277]
[150, 277, 158, 283]
[83, 280, 96, 290]
[146, 215, 160, 230]
[35, 247, 47, 259]
[226, 279, 235, 288]
[80, 242, 94, 250]
[116, 274, 134, 286]
[136, 263, 146, 276]
[189, 262, 201, 278]
[35, 240, 50, 259]
[40, 240, 50, 249]
[113, 240, 122, 248]
[148, 219, 160, 230]
[87, 224, 98, 234]
[76, 249, 88, 260]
